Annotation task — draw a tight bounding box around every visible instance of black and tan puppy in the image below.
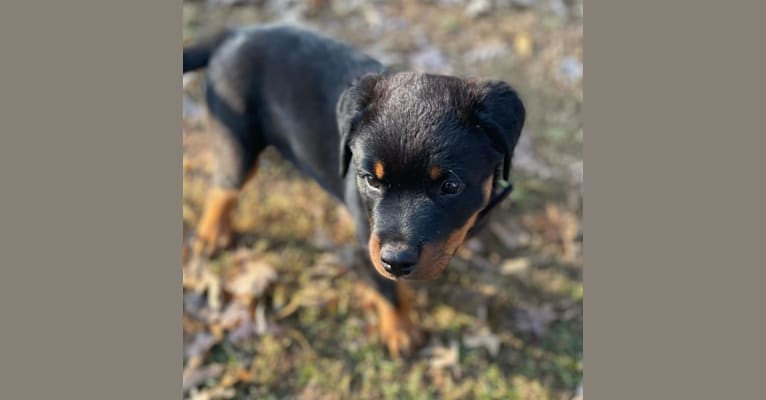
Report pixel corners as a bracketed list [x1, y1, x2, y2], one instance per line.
[183, 24, 525, 356]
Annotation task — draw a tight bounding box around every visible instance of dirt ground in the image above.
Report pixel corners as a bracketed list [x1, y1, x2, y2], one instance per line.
[182, 1, 582, 399]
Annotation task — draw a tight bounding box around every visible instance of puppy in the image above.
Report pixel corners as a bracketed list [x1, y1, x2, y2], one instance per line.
[183, 24, 525, 356]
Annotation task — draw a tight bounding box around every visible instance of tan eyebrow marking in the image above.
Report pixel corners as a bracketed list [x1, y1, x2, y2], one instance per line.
[429, 166, 442, 181]
[374, 161, 385, 179]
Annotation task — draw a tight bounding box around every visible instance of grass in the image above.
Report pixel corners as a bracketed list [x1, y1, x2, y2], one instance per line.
[183, 144, 582, 399]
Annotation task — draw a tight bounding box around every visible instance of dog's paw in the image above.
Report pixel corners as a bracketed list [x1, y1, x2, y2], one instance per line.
[192, 222, 233, 258]
[192, 188, 239, 258]
[356, 281, 424, 358]
[379, 305, 423, 358]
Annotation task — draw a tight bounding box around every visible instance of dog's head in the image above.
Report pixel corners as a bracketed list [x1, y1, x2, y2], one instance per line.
[337, 72, 525, 280]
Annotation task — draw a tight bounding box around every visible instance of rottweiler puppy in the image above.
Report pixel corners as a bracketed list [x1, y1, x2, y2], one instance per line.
[183, 24, 525, 357]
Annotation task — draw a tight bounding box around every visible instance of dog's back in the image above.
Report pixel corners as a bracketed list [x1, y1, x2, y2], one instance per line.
[185, 25, 384, 197]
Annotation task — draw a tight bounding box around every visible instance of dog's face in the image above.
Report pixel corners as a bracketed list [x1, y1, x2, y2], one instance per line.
[338, 72, 525, 280]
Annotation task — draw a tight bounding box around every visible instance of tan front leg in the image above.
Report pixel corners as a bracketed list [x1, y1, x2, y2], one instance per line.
[192, 187, 239, 258]
[358, 281, 423, 358]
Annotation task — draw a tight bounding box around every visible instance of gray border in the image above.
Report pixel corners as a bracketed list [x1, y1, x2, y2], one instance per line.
[0, 1, 180, 398]
[2, 0, 765, 398]
[587, 1, 766, 399]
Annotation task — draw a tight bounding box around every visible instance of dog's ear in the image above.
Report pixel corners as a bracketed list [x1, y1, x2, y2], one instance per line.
[474, 80, 525, 180]
[337, 73, 382, 177]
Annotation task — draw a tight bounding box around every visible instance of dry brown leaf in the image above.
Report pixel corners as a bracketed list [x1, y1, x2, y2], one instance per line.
[425, 339, 461, 378]
[227, 318, 254, 343]
[218, 364, 249, 389]
[206, 271, 223, 312]
[218, 302, 249, 330]
[183, 362, 224, 392]
[187, 385, 236, 400]
[184, 331, 216, 362]
[490, 221, 530, 250]
[183, 336, 219, 387]
[182, 263, 223, 316]
[183, 290, 208, 318]
[501, 257, 531, 275]
[183, 314, 206, 336]
[275, 285, 337, 320]
[210, 324, 224, 342]
[463, 328, 501, 357]
[514, 31, 533, 58]
[224, 260, 276, 301]
[515, 304, 557, 337]
[511, 376, 550, 400]
[230, 246, 253, 264]
[217, 300, 254, 343]
[253, 302, 268, 335]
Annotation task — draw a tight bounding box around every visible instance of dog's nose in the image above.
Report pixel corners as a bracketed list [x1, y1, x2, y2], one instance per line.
[380, 243, 419, 277]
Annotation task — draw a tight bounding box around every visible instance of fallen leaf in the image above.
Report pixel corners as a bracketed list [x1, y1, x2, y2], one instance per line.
[410, 47, 451, 74]
[218, 301, 249, 330]
[275, 285, 337, 320]
[515, 304, 557, 337]
[215, 298, 255, 343]
[224, 260, 276, 301]
[227, 317, 254, 343]
[183, 363, 224, 392]
[465, 0, 492, 18]
[183, 291, 208, 321]
[187, 385, 236, 400]
[206, 270, 222, 312]
[465, 41, 509, 63]
[511, 375, 549, 400]
[253, 302, 268, 335]
[424, 339, 461, 378]
[514, 31, 533, 58]
[183, 94, 204, 121]
[573, 382, 584, 400]
[501, 257, 531, 275]
[218, 363, 251, 389]
[464, 238, 485, 253]
[182, 263, 223, 314]
[490, 221, 530, 250]
[560, 56, 583, 82]
[463, 328, 501, 357]
[184, 331, 216, 362]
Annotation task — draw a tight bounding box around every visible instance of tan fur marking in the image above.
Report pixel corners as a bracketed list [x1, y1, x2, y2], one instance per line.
[414, 212, 479, 280]
[407, 176, 494, 280]
[429, 166, 442, 180]
[193, 188, 239, 257]
[369, 233, 396, 280]
[481, 174, 494, 204]
[374, 161, 385, 179]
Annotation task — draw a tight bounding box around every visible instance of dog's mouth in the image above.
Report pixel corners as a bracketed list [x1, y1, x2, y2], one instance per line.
[368, 245, 457, 281]
[377, 259, 450, 281]
[368, 212, 481, 281]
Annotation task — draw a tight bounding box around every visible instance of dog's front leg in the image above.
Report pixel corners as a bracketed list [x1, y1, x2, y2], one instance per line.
[358, 273, 423, 358]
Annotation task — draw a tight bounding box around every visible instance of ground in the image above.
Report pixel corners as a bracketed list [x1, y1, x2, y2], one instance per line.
[182, 1, 582, 399]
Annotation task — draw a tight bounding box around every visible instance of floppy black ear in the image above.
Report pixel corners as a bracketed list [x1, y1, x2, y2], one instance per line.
[337, 73, 382, 177]
[474, 80, 525, 180]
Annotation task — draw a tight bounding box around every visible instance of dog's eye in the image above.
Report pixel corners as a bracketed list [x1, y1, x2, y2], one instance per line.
[364, 174, 382, 190]
[440, 179, 464, 195]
